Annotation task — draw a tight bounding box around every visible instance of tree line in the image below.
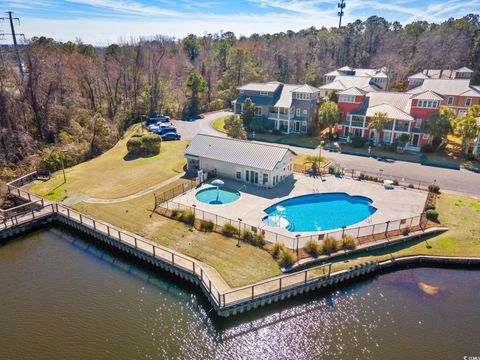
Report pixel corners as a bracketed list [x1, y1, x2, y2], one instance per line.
[0, 14, 479, 180]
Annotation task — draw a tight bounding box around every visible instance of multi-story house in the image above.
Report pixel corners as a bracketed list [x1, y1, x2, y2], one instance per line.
[407, 67, 474, 89]
[323, 66, 389, 89]
[319, 74, 384, 99]
[336, 89, 441, 151]
[407, 79, 480, 117]
[232, 81, 320, 134]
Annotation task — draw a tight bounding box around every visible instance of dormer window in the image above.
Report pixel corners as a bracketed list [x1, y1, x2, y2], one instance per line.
[296, 93, 310, 100]
[339, 95, 355, 103]
[260, 91, 269, 96]
[417, 100, 438, 108]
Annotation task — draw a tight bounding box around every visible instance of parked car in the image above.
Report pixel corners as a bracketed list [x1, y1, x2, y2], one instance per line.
[147, 122, 174, 132]
[181, 115, 203, 122]
[153, 127, 177, 135]
[147, 114, 170, 124]
[161, 132, 181, 141]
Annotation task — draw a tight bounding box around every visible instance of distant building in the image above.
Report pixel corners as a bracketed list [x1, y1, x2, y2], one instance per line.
[336, 89, 441, 151]
[232, 81, 320, 135]
[407, 67, 474, 89]
[407, 79, 480, 116]
[319, 76, 383, 99]
[185, 134, 295, 187]
[321, 66, 389, 98]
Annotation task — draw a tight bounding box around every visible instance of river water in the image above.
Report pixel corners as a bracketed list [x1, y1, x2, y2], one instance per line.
[0, 228, 479, 359]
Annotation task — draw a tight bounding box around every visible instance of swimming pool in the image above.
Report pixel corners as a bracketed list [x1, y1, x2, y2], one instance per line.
[263, 192, 376, 232]
[195, 187, 240, 205]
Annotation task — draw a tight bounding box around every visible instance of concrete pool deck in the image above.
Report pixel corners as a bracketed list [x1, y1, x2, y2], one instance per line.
[173, 173, 427, 241]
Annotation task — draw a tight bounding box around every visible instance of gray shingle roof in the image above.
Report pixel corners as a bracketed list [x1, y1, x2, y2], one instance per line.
[407, 79, 480, 97]
[235, 94, 276, 106]
[185, 134, 295, 172]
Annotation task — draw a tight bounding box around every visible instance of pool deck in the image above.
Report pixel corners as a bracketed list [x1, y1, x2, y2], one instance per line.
[173, 173, 427, 239]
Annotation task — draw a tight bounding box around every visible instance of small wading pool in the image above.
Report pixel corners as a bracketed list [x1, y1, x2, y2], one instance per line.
[195, 187, 240, 205]
[263, 192, 376, 232]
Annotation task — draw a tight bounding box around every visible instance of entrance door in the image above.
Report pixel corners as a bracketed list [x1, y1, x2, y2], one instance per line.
[294, 121, 300, 132]
[411, 134, 420, 146]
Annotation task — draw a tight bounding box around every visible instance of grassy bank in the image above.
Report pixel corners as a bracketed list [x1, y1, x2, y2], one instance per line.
[31, 125, 187, 201]
[212, 117, 226, 133]
[319, 193, 480, 273]
[74, 189, 281, 287]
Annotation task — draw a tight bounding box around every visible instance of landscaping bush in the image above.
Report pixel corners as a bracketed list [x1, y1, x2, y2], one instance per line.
[254, 233, 266, 247]
[322, 237, 338, 254]
[351, 137, 365, 148]
[278, 249, 297, 268]
[180, 210, 195, 225]
[421, 144, 434, 153]
[341, 235, 356, 250]
[328, 166, 335, 174]
[425, 203, 436, 211]
[126, 136, 143, 155]
[402, 226, 413, 236]
[222, 223, 239, 237]
[426, 209, 439, 221]
[271, 243, 286, 259]
[304, 240, 321, 257]
[428, 184, 440, 194]
[141, 133, 162, 155]
[242, 229, 255, 243]
[170, 209, 180, 219]
[392, 180, 399, 186]
[200, 219, 214, 232]
[408, 184, 415, 189]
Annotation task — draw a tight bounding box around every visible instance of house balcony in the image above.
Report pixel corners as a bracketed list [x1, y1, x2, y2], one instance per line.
[268, 112, 290, 120]
[394, 124, 410, 132]
[349, 120, 365, 128]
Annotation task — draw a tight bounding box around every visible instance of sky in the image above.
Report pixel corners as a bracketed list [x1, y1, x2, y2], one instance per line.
[0, 0, 479, 45]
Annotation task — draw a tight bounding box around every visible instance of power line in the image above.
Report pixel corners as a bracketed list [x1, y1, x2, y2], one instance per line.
[0, 11, 25, 77]
[338, 0, 346, 28]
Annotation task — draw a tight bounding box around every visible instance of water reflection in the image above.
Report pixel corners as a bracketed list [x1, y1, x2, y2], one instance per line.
[0, 228, 479, 359]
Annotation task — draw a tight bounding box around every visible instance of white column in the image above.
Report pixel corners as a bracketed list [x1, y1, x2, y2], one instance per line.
[277, 107, 280, 129]
[287, 108, 291, 134]
[392, 119, 397, 142]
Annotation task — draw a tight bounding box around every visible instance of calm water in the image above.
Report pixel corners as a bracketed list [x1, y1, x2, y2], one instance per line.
[1, 228, 479, 359]
[195, 187, 241, 205]
[264, 193, 376, 232]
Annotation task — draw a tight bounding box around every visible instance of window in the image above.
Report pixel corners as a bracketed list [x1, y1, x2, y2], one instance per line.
[465, 98, 472, 106]
[303, 109, 308, 115]
[447, 97, 454, 105]
[260, 91, 268, 96]
[339, 95, 355, 103]
[254, 106, 262, 116]
[239, 90, 244, 94]
[236, 171, 241, 180]
[296, 108, 300, 116]
[422, 134, 430, 140]
[296, 93, 310, 100]
[417, 100, 438, 108]
[263, 173, 268, 184]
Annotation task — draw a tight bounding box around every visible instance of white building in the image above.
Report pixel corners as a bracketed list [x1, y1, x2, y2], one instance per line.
[185, 134, 295, 187]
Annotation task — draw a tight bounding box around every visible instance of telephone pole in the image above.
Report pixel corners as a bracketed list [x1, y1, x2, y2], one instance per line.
[337, 0, 346, 28]
[0, 11, 25, 77]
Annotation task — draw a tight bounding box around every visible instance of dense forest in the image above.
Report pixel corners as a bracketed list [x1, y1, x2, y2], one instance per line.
[1, 14, 479, 180]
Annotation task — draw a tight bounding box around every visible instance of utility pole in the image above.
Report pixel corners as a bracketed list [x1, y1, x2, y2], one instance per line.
[0, 11, 25, 77]
[337, 0, 346, 28]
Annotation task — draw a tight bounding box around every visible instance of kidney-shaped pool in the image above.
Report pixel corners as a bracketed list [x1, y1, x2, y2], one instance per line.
[263, 192, 377, 232]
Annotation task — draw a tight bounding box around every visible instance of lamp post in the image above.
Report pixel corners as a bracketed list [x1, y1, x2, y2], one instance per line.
[295, 234, 301, 259]
[237, 218, 242, 247]
[192, 204, 196, 216]
[318, 140, 325, 159]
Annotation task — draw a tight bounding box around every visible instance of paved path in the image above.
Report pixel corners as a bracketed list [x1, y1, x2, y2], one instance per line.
[174, 110, 480, 197]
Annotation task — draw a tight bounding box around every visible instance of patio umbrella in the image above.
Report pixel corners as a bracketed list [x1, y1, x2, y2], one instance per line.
[211, 179, 224, 201]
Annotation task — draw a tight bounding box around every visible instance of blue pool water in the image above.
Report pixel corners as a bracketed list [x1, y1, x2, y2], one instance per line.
[195, 187, 240, 205]
[263, 192, 376, 232]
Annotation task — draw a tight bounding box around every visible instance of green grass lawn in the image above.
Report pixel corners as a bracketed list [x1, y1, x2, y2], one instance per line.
[74, 188, 281, 288]
[31, 125, 188, 201]
[212, 117, 226, 133]
[319, 193, 480, 273]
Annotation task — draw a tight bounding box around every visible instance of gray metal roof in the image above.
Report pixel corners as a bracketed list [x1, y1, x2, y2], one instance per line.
[235, 94, 276, 106]
[320, 76, 381, 92]
[274, 84, 297, 108]
[185, 134, 295, 172]
[407, 79, 480, 97]
[237, 82, 281, 92]
[293, 84, 320, 93]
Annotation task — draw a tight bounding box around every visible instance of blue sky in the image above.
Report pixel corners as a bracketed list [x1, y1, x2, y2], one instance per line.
[1, 0, 479, 45]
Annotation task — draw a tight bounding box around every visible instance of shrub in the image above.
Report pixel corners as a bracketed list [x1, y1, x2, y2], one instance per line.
[242, 229, 255, 244]
[351, 137, 365, 148]
[402, 226, 413, 236]
[222, 223, 238, 237]
[200, 220, 214, 232]
[322, 237, 338, 254]
[278, 249, 297, 268]
[141, 133, 162, 155]
[408, 184, 415, 189]
[425, 203, 436, 211]
[421, 144, 434, 153]
[254, 233, 266, 247]
[180, 210, 195, 225]
[271, 243, 286, 259]
[126, 136, 143, 155]
[428, 184, 440, 194]
[171, 209, 180, 218]
[426, 209, 439, 221]
[328, 166, 335, 174]
[304, 240, 321, 257]
[341, 235, 356, 249]
[392, 180, 399, 186]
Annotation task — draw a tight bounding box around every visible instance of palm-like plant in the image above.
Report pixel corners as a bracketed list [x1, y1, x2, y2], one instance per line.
[304, 155, 324, 175]
[421, 112, 452, 148]
[454, 114, 479, 156]
[367, 112, 389, 144]
[317, 101, 340, 138]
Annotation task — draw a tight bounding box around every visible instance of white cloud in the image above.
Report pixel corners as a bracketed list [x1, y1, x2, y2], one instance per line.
[64, 0, 179, 16]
